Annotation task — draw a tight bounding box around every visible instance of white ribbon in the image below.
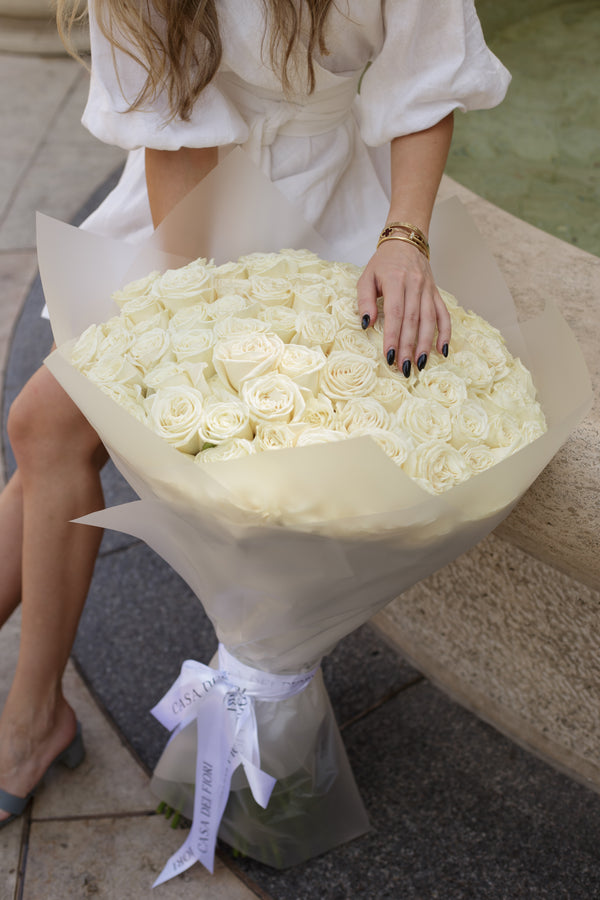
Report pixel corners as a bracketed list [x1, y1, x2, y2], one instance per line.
[150, 644, 318, 887]
[218, 70, 361, 155]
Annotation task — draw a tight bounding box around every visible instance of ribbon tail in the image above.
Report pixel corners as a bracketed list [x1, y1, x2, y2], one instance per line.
[191, 689, 241, 874]
[152, 839, 198, 888]
[242, 758, 276, 809]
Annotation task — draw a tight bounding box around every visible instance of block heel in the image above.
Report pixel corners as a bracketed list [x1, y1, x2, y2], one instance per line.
[0, 722, 85, 830]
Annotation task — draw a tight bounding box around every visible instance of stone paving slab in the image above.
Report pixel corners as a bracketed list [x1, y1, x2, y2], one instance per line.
[22, 816, 257, 900]
[0, 54, 125, 252]
[0, 54, 78, 228]
[0, 811, 21, 900]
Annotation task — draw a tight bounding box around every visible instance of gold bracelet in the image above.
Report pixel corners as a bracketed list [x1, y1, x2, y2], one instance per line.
[377, 222, 430, 258]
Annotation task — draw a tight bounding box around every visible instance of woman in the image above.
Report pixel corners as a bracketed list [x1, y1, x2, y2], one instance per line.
[0, 0, 509, 825]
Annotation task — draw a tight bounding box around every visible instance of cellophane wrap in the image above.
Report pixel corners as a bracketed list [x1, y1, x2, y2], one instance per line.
[39, 150, 592, 870]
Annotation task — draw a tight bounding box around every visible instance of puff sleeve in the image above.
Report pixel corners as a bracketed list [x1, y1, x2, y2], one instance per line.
[81, 0, 249, 151]
[355, 0, 511, 147]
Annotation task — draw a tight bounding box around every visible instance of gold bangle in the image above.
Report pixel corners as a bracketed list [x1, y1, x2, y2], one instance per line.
[376, 233, 430, 260]
[377, 222, 430, 258]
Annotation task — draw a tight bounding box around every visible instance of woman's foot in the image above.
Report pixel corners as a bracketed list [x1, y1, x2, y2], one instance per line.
[0, 694, 78, 823]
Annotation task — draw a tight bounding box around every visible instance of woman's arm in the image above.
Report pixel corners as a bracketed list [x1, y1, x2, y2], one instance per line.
[145, 146, 219, 227]
[357, 113, 454, 376]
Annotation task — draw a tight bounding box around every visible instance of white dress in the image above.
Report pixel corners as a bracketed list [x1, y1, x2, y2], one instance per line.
[80, 0, 510, 261]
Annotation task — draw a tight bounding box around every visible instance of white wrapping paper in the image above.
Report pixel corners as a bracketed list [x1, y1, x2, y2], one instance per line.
[39, 149, 591, 876]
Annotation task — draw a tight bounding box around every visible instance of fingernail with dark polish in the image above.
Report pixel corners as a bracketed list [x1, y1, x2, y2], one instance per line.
[402, 359, 411, 378]
[386, 348, 396, 366]
[361, 314, 370, 330]
[442, 342, 449, 358]
[417, 353, 427, 371]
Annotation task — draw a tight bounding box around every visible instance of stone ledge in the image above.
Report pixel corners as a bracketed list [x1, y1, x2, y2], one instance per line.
[372, 530, 600, 794]
[438, 176, 599, 592]
[0, 16, 88, 56]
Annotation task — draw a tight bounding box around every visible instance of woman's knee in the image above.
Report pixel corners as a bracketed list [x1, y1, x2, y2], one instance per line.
[7, 366, 102, 467]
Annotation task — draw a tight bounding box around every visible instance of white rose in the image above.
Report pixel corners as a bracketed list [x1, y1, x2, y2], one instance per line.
[131, 309, 171, 334]
[209, 293, 257, 321]
[97, 318, 133, 360]
[151, 260, 216, 312]
[213, 332, 285, 393]
[292, 310, 337, 353]
[144, 361, 209, 393]
[146, 385, 205, 454]
[199, 398, 253, 444]
[87, 355, 144, 390]
[366, 327, 384, 358]
[289, 273, 329, 290]
[71, 324, 103, 372]
[120, 292, 166, 326]
[195, 438, 255, 463]
[369, 375, 411, 413]
[464, 330, 511, 380]
[258, 305, 298, 342]
[296, 427, 347, 446]
[250, 276, 294, 308]
[292, 282, 335, 313]
[352, 426, 415, 467]
[215, 278, 251, 299]
[170, 328, 216, 374]
[241, 372, 306, 426]
[448, 349, 494, 391]
[254, 422, 305, 451]
[450, 399, 490, 447]
[460, 443, 504, 475]
[336, 397, 391, 434]
[278, 344, 326, 397]
[205, 373, 238, 401]
[213, 316, 269, 340]
[326, 261, 362, 293]
[330, 296, 362, 332]
[505, 357, 537, 400]
[214, 260, 248, 280]
[239, 251, 291, 278]
[455, 307, 504, 343]
[320, 351, 378, 402]
[332, 327, 379, 361]
[299, 394, 336, 429]
[397, 396, 452, 443]
[169, 304, 214, 332]
[404, 440, 472, 494]
[278, 248, 325, 274]
[413, 367, 469, 409]
[487, 379, 535, 418]
[486, 409, 524, 452]
[111, 270, 161, 309]
[519, 417, 547, 445]
[128, 327, 174, 373]
[99, 382, 148, 425]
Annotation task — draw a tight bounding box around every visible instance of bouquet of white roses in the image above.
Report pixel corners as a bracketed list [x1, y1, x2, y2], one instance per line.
[70, 246, 547, 499]
[39, 151, 591, 886]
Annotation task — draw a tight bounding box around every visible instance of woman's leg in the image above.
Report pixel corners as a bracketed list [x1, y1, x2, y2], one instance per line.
[0, 472, 24, 628]
[0, 365, 107, 820]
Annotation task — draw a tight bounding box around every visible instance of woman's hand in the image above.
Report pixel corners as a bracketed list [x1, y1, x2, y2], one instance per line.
[357, 238, 451, 377]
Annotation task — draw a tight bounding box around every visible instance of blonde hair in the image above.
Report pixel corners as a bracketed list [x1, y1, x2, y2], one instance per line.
[56, 0, 335, 121]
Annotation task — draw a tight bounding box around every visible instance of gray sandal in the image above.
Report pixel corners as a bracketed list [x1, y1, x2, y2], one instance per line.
[0, 722, 85, 829]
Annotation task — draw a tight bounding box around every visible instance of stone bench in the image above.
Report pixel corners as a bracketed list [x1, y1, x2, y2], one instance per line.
[374, 175, 600, 792]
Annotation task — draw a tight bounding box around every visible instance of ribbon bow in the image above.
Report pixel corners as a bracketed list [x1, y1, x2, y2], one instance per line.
[151, 644, 318, 886]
